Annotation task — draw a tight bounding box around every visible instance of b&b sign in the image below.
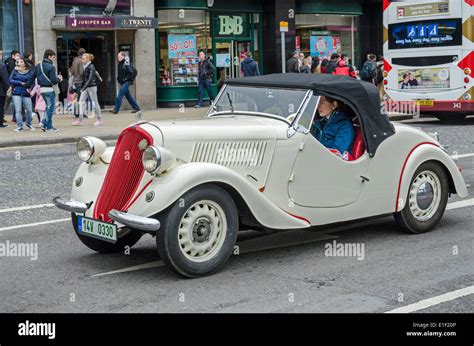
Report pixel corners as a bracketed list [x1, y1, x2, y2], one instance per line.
[219, 15, 244, 36]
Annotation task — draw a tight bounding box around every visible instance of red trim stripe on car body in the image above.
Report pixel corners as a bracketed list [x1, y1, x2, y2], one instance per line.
[285, 211, 311, 225]
[395, 142, 439, 212]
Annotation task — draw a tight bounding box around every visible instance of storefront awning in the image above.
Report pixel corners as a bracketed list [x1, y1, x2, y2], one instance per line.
[156, 0, 263, 13]
[296, 0, 363, 15]
[51, 16, 158, 30]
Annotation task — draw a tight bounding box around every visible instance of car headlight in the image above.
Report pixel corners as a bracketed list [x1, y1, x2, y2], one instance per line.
[142, 146, 161, 174]
[77, 136, 106, 163]
[142, 146, 176, 175]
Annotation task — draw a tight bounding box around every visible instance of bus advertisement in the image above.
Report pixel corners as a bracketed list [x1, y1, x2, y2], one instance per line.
[383, 0, 473, 121]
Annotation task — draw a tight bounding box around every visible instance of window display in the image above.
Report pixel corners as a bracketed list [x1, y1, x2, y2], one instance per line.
[158, 10, 211, 86]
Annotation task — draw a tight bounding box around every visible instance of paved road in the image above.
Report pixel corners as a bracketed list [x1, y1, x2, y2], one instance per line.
[0, 118, 472, 313]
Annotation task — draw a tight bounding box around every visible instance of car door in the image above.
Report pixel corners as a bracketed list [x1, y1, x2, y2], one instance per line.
[288, 96, 370, 208]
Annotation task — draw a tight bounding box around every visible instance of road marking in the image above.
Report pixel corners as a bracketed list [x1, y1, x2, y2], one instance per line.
[91, 232, 339, 278]
[451, 153, 474, 159]
[385, 286, 474, 313]
[0, 218, 70, 232]
[446, 198, 474, 211]
[0, 203, 55, 214]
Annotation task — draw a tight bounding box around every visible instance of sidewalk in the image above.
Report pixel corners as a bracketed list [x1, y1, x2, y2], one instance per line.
[0, 108, 207, 148]
[0, 107, 409, 149]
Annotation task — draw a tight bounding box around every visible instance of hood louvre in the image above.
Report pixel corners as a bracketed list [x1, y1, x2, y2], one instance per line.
[191, 141, 267, 167]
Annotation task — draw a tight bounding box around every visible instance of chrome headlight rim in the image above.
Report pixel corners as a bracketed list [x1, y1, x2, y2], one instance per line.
[77, 137, 95, 163]
[142, 146, 161, 174]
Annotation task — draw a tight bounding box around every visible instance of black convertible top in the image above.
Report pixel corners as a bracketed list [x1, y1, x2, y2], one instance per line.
[225, 73, 395, 157]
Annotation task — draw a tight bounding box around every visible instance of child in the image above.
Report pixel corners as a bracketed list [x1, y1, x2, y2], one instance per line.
[30, 80, 46, 128]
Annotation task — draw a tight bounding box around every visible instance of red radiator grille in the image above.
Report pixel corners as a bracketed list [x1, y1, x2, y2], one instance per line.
[94, 126, 153, 222]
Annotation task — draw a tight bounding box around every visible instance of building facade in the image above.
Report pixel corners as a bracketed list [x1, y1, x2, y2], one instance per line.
[23, 0, 382, 109]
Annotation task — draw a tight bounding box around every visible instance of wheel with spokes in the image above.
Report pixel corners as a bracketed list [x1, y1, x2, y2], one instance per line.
[394, 162, 449, 234]
[156, 184, 238, 278]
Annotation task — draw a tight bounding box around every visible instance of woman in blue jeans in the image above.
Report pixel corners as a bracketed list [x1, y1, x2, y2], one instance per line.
[9, 57, 34, 132]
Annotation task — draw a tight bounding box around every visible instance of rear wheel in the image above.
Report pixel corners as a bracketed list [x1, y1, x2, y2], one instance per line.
[393, 162, 449, 234]
[71, 213, 143, 253]
[156, 185, 238, 278]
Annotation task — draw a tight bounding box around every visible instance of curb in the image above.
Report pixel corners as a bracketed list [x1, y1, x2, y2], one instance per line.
[0, 134, 118, 149]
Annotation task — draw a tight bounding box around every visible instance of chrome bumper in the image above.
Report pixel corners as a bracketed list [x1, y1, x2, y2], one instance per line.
[53, 197, 88, 214]
[108, 209, 161, 232]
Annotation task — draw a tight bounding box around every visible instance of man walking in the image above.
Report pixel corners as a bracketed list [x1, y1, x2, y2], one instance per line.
[194, 51, 215, 108]
[28, 49, 63, 132]
[286, 51, 299, 73]
[5, 50, 20, 76]
[71, 48, 85, 118]
[360, 54, 378, 84]
[110, 51, 140, 114]
[240, 51, 260, 77]
[325, 53, 340, 74]
[0, 57, 10, 128]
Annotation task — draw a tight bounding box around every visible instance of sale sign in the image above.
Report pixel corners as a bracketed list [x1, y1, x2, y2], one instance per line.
[168, 34, 197, 58]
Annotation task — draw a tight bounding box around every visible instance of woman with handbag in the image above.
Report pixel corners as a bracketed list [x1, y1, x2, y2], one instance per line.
[74, 53, 102, 126]
[9, 57, 34, 132]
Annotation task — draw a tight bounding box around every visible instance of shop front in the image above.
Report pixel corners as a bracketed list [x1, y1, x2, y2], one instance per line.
[295, 0, 363, 69]
[156, 0, 263, 107]
[51, 0, 157, 108]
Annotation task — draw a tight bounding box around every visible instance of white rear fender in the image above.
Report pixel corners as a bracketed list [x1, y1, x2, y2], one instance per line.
[126, 162, 310, 230]
[396, 143, 468, 212]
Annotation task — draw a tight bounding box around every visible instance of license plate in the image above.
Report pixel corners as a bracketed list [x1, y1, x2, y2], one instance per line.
[415, 100, 434, 106]
[77, 216, 117, 243]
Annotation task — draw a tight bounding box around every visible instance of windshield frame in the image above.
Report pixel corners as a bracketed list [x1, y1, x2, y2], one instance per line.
[206, 84, 313, 127]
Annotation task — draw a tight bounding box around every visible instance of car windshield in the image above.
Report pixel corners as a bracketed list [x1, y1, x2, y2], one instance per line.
[208, 85, 310, 120]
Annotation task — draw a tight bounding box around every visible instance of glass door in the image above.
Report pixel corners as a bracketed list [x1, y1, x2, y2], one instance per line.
[215, 40, 251, 89]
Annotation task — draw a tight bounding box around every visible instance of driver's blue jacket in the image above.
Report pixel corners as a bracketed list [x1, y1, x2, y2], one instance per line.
[311, 111, 355, 154]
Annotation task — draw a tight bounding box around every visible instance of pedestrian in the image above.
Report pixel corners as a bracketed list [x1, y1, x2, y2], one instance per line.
[194, 51, 215, 108]
[360, 53, 378, 84]
[299, 56, 312, 73]
[5, 50, 20, 76]
[23, 51, 34, 70]
[110, 51, 140, 114]
[9, 56, 34, 132]
[325, 53, 340, 74]
[286, 51, 299, 73]
[240, 51, 260, 77]
[71, 48, 85, 118]
[320, 59, 329, 74]
[333, 56, 356, 78]
[311, 57, 321, 73]
[30, 79, 46, 127]
[28, 49, 63, 133]
[0, 55, 10, 128]
[74, 53, 102, 126]
[298, 52, 305, 70]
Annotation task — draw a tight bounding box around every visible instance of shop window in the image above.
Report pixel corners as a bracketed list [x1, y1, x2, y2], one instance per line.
[296, 14, 358, 67]
[158, 9, 211, 86]
[55, 0, 131, 16]
[0, 0, 19, 54]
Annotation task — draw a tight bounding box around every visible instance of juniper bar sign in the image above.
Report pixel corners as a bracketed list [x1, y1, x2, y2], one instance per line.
[51, 16, 158, 30]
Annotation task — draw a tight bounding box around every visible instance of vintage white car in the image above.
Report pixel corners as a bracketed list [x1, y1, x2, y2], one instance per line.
[54, 74, 468, 278]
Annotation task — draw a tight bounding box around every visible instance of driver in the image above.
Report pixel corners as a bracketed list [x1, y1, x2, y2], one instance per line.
[311, 96, 355, 156]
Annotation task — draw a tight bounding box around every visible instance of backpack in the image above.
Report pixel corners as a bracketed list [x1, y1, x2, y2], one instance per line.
[360, 61, 373, 80]
[125, 64, 138, 81]
[373, 65, 383, 84]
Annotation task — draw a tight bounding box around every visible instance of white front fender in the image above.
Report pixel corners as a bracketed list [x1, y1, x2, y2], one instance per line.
[127, 162, 309, 230]
[396, 143, 468, 212]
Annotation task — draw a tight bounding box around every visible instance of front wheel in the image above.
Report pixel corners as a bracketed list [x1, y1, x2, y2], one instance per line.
[393, 162, 449, 234]
[156, 185, 238, 278]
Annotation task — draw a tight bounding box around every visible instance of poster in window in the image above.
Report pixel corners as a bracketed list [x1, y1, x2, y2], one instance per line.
[168, 34, 197, 58]
[310, 36, 333, 59]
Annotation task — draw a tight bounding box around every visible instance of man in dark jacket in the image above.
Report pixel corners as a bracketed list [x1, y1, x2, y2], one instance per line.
[325, 53, 340, 75]
[0, 60, 10, 128]
[111, 51, 140, 114]
[195, 51, 215, 108]
[28, 49, 63, 132]
[241, 52, 260, 77]
[286, 51, 299, 73]
[5, 50, 20, 76]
